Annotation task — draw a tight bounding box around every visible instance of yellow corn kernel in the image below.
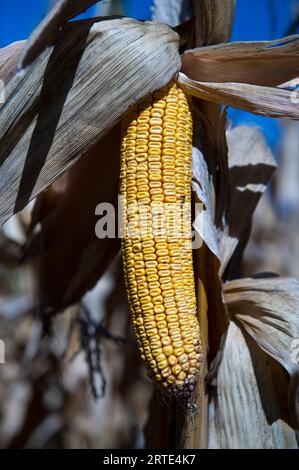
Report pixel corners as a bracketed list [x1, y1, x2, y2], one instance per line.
[120, 81, 202, 399]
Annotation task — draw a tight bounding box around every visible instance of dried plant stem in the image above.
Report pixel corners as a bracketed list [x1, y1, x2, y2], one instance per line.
[193, 0, 236, 46]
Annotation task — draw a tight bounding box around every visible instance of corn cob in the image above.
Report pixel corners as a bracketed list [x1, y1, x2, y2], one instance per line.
[120, 81, 202, 400]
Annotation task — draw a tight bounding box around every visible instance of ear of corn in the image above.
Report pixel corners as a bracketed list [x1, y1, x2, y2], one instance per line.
[120, 81, 202, 400]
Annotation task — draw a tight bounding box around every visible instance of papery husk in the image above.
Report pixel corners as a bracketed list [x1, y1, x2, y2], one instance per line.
[26, 125, 121, 315]
[209, 321, 298, 449]
[192, 146, 219, 260]
[219, 125, 277, 277]
[191, 147, 229, 370]
[224, 276, 299, 428]
[178, 72, 299, 119]
[19, 0, 102, 69]
[182, 35, 299, 86]
[0, 41, 25, 83]
[0, 18, 180, 225]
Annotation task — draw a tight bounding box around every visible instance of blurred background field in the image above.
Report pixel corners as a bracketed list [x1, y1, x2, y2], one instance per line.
[0, 0, 299, 449]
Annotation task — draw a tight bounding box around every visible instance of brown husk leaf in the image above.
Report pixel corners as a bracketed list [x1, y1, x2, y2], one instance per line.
[0, 18, 180, 225]
[19, 0, 102, 69]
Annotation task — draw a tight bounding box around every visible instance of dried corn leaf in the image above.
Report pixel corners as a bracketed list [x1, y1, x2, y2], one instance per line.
[19, 0, 102, 69]
[219, 126, 277, 276]
[178, 72, 299, 119]
[191, 148, 229, 374]
[224, 277, 299, 425]
[209, 322, 298, 449]
[0, 41, 24, 83]
[0, 18, 180, 225]
[192, 147, 219, 260]
[192, 104, 229, 227]
[224, 277, 299, 376]
[182, 35, 299, 86]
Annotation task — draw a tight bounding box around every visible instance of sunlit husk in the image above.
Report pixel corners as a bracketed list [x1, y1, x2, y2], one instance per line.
[0, 41, 24, 83]
[208, 321, 298, 449]
[219, 126, 277, 276]
[27, 125, 122, 314]
[0, 18, 180, 225]
[19, 0, 100, 69]
[181, 35, 299, 86]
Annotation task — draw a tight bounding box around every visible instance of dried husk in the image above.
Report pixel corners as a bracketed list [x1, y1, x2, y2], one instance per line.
[182, 35, 299, 86]
[0, 41, 25, 84]
[192, 146, 219, 260]
[154, 0, 236, 54]
[179, 34, 299, 121]
[19, 0, 102, 69]
[178, 72, 299, 119]
[209, 321, 298, 449]
[0, 18, 180, 225]
[219, 126, 277, 276]
[209, 276, 299, 448]
[27, 125, 121, 315]
[224, 276, 299, 427]
[152, 0, 192, 27]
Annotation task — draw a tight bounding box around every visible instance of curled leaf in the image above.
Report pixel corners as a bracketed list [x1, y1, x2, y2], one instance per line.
[192, 146, 219, 260]
[191, 136, 229, 374]
[182, 35, 299, 86]
[0, 41, 24, 83]
[178, 72, 299, 119]
[0, 18, 180, 225]
[219, 125, 277, 276]
[224, 277, 299, 426]
[19, 0, 102, 69]
[224, 277, 299, 377]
